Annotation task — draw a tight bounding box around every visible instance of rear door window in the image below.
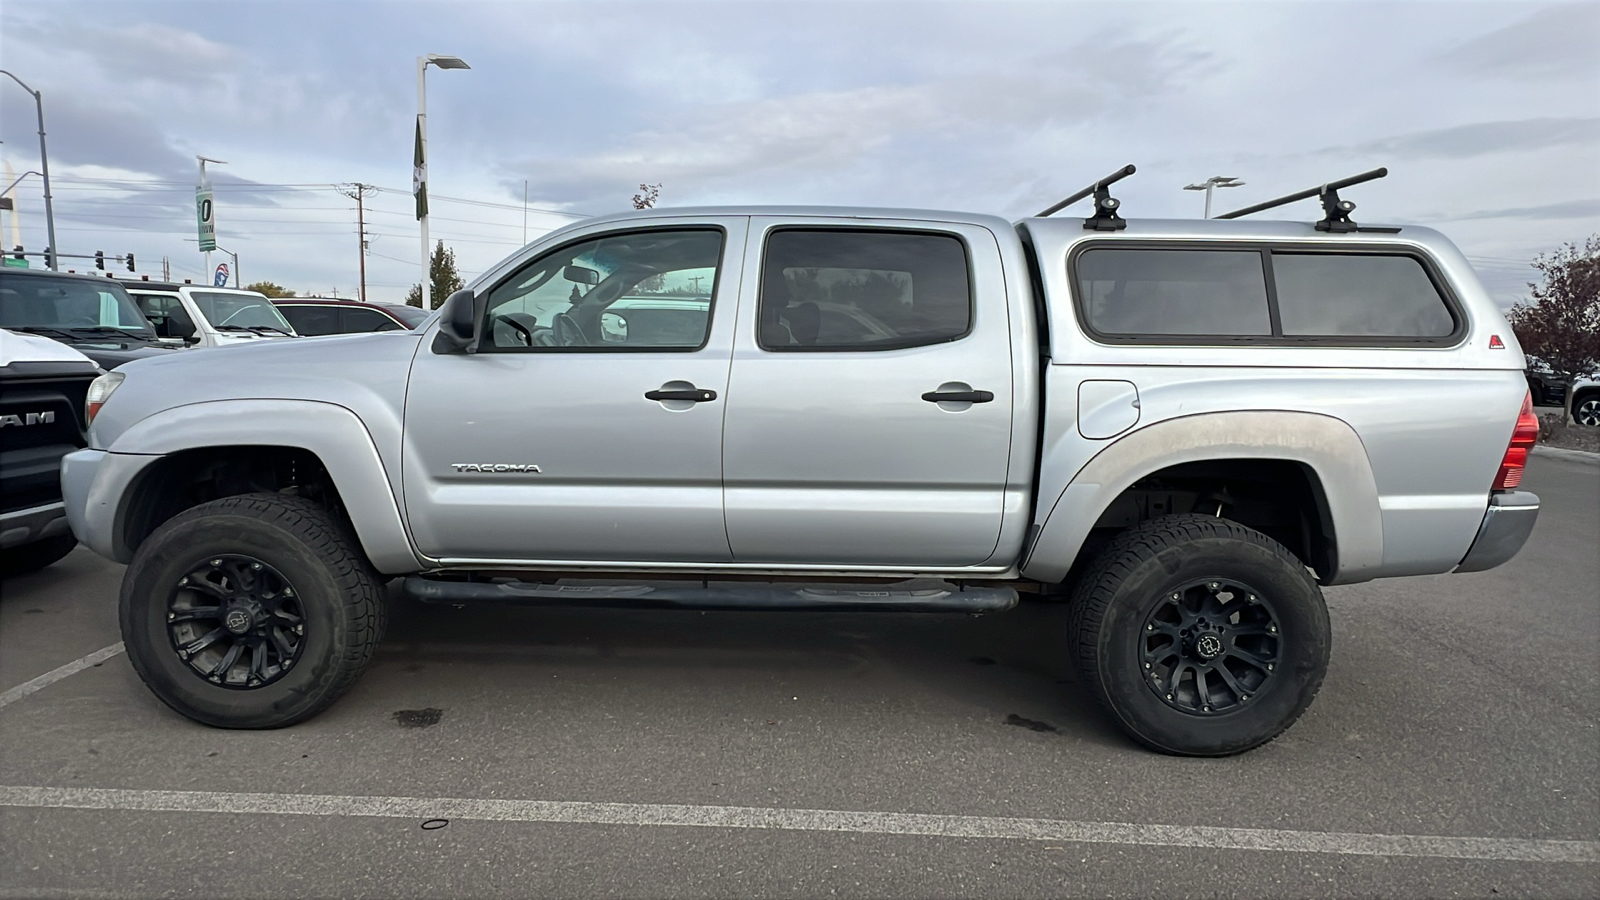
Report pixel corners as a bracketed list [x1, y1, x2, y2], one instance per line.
[758, 229, 971, 351]
[1074, 248, 1272, 337]
[1272, 253, 1456, 337]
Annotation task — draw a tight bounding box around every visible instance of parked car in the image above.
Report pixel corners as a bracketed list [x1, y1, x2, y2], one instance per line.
[63, 194, 1540, 756]
[1524, 355, 1568, 407]
[0, 268, 180, 369]
[373, 302, 430, 328]
[122, 279, 297, 347]
[0, 329, 100, 575]
[270, 297, 415, 335]
[1572, 376, 1600, 427]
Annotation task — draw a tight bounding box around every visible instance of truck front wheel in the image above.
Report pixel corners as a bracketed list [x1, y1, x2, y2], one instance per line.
[119, 493, 386, 728]
[1068, 514, 1330, 756]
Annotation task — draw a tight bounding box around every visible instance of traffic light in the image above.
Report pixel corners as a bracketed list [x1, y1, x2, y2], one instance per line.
[10, 246, 21, 261]
[95, 250, 105, 270]
[125, 253, 136, 272]
[43, 247, 54, 268]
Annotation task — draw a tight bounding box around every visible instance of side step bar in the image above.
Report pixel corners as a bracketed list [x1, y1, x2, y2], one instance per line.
[401, 577, 1018, 613]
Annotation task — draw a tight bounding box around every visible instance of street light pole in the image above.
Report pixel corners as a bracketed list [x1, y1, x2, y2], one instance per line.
[1183, 175, 1245, 219]
[416, 53, 470, 310]
[213, 244, 240, 287]
[1, 70, 58, 270]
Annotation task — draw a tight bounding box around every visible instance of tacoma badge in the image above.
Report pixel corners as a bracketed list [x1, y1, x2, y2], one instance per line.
[450, 463, 542, 473]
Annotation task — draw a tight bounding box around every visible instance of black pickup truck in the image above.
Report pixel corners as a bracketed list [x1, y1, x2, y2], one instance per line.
[0, 330, 101, 575]
[0, 267, 178, 370]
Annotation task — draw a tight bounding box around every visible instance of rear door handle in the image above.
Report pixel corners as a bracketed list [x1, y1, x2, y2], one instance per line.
[646, 388, 717, 402]
[921, 390, 994, 403]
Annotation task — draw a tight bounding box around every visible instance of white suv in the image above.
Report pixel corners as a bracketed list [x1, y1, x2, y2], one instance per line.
[123, 281, 297, 347]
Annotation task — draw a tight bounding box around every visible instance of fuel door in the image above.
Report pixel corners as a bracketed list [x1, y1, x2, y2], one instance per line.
[1078, 379, 1140, 439]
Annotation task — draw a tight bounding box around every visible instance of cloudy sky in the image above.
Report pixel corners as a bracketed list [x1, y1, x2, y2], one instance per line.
[1, 0, 1596, 304]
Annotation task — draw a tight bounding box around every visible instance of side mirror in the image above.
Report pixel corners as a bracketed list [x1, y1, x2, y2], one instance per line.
[169, 317, 197, 341]
[563, 265, 599, 287]
[431, 288, 483, 354]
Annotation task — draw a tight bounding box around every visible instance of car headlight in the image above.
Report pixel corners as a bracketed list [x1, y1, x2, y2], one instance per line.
[86, 371, 126, 423]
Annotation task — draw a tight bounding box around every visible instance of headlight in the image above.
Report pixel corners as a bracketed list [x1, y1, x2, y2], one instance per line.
[86, 371, 126, 423]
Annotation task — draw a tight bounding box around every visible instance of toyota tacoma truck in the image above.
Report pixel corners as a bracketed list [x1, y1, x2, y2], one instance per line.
[60, 168, 1542, 755]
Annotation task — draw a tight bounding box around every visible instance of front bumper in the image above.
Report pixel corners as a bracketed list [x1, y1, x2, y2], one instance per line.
[61, 448, 161, 564]
[0, 502, 71, 550]
[1455, 491, 1540, 573]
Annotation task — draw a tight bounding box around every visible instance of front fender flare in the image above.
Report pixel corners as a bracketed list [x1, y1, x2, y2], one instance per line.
[104, 399, 425, 573]
[1020, 410, 1383, 585]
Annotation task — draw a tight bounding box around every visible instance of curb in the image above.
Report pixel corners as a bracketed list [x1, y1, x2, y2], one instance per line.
[1533, 445, 1600, 465]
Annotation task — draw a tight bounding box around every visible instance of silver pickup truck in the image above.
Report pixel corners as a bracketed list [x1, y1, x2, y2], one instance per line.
[61, 171, 1542, 755]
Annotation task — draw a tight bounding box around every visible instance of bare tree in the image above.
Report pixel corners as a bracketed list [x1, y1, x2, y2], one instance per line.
[1507, 235, 1600, 421]
[631, 183, 661, 210]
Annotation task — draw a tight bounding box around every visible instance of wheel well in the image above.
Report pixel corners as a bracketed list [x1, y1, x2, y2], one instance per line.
[1081, 458, 1337, 582]
[120, 446, 346, 557]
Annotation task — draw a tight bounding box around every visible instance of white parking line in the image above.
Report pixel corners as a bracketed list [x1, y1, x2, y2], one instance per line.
[1, 784, 1595, 863]
[0, 643, 125, 711]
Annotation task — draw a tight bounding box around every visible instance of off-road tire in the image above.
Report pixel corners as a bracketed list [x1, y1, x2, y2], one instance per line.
[1068, 514, 1330, 756]
[0, 534, 77, 577]
[119, 492, 386, 728]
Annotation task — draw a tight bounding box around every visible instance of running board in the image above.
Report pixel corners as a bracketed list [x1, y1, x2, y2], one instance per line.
[401, 577, 1018, 613]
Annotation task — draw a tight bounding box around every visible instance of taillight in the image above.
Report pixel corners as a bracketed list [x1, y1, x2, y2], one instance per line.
[1492, 392, 1539, 490]
[86, 371, 125, 423]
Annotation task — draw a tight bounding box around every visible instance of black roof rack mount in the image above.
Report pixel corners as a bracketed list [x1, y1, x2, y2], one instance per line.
[1036, 164, 1136, 231]
[1214, 166, 1400, 233]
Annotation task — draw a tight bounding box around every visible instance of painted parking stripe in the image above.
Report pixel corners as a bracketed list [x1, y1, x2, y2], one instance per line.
[0, 643, 124, 711]
[0, 785, 1594, 863]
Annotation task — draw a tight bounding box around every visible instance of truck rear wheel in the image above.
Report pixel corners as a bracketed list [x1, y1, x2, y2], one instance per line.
[1068, 514, 1330, 756]
[119, 493, 386, 728]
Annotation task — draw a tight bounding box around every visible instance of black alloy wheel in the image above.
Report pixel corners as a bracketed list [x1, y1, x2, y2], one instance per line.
[166, 555, 305, 689]
[1139, 579, 1280, 715]
[1069, 514, 1330, 756]
[120, 493, 386, 728]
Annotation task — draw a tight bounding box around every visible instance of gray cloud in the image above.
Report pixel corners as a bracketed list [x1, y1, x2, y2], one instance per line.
[1458, 199, 1600, 221]
[1437, 4, 1600, 81]
[1329, 118, 1600, 161]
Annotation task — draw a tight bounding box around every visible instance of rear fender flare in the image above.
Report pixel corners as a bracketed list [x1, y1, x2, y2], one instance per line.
[1020, 410, 1383, 585]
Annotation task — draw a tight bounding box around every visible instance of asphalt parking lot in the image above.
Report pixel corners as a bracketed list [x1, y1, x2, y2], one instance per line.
[2, 454, 1596, 899]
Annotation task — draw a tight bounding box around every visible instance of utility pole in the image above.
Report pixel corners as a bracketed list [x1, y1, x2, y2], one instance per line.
[338, 183, 373, 302]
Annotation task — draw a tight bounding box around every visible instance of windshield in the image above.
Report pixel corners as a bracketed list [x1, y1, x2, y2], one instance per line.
[382, 304, 429, 327]
[0, 272, 158, 338]
[189, 290, 294, 330]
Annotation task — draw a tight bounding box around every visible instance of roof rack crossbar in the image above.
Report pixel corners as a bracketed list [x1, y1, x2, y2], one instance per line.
[1215, 167, 1399, 233]
[1037, 164, 1136, 231]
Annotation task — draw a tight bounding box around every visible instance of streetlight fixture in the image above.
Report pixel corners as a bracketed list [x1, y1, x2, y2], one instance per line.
[213, 244, 240, 288]
[417, 53, 471, 309]
[1183, 175, 1245, 219]
[1, 70, 58, 270]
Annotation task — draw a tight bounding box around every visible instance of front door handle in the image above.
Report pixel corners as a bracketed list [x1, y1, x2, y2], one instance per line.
[921, 389, 994, 403]
[646, 387, 717, 402]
